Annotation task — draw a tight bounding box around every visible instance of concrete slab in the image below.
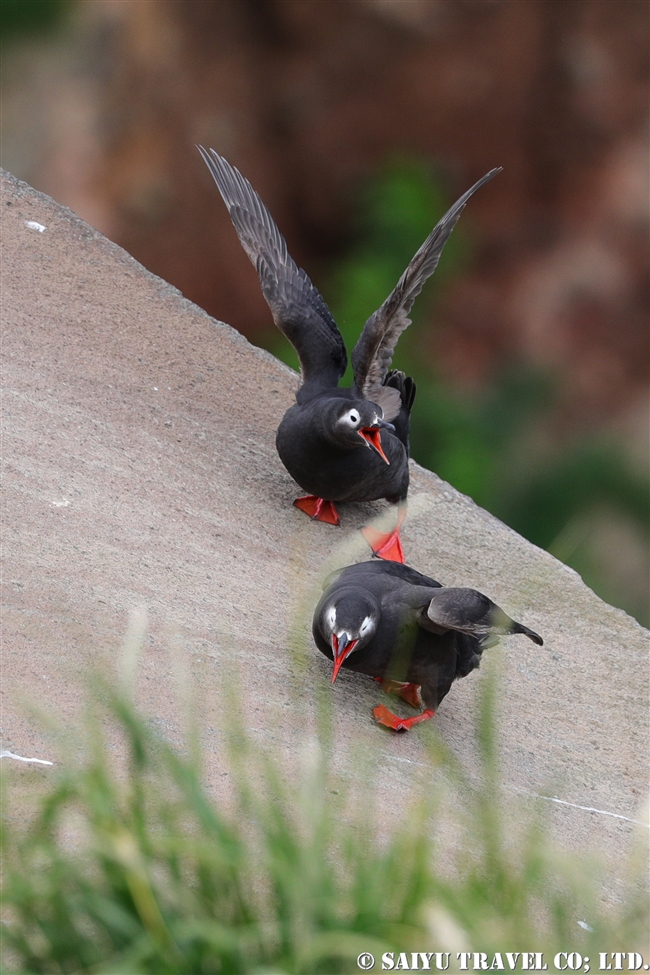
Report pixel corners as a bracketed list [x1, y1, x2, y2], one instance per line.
[2, 170, 648, 903]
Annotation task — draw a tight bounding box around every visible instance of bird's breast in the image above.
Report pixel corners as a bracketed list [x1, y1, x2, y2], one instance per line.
[276, 410, 407, 503]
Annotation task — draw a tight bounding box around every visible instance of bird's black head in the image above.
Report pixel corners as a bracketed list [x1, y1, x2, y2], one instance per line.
[317, 586, 379, 682]
[321, 400, 394, 463]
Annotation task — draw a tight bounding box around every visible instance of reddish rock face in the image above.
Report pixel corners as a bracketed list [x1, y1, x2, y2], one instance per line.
[4, 0, 648, 425]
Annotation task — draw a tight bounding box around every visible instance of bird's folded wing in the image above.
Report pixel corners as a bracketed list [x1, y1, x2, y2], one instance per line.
[351, 168, 502, 412]
[424, 587, 543, 645]
[199, 147, 347, 390]
[424, 588, 496, 634]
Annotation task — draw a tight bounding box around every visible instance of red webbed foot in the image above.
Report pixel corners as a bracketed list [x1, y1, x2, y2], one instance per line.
[293, 495, 340, 526]
[361, 525, 405, 563]
[380, 680, 422, 709]
[361, 506, 406, 563]
[372, 703, 436, 733]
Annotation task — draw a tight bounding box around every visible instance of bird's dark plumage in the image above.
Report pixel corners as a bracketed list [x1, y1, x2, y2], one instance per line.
[200, 146, 501, 559]
[313, 560, 543, 731]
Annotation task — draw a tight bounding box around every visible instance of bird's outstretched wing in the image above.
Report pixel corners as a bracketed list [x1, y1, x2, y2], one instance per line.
[199, 147, 347, 391]
[351, 168, 502, 414]
[423, 587, 543, 645]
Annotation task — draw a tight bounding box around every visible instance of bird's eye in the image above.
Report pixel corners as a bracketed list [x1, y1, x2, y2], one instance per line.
[359, 616, 372, 634]
[344, 410, 360, 426]
[326, 606, 336, 629]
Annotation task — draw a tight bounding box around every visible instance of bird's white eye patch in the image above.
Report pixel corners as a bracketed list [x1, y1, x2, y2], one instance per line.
[359, 616, 372, 635]
[339, 409, 361, 428]
[326, 605, 336, 630]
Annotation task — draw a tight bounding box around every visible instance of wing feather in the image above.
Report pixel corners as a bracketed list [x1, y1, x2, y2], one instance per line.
[424, 587, 543, 645]
[352, 168, 502, 403]
[199, 147, 347, 390]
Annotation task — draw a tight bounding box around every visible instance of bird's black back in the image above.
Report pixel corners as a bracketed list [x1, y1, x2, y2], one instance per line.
[331, 559, 442, 591]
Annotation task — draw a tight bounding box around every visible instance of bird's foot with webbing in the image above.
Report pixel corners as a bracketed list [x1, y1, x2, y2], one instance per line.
[361, 525, 405, 563]
[293, 495, 340, 525]
[361, 505, 406, 563]
[373, 678, 422, 709]
[372, 703, 435, 732]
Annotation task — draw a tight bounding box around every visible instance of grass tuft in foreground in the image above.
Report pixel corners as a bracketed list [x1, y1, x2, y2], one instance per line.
[2, 673, 647, 973]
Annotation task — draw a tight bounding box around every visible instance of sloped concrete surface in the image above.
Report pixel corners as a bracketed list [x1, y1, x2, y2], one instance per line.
[2, 170, 648, 899]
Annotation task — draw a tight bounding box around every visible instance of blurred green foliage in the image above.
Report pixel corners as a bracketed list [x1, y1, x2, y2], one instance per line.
[267, 160, 649, 626]
[2, 670, 647, 972]
[0, 0, 69, 42]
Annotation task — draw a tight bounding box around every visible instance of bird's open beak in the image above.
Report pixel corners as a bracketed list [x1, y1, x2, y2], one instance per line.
[359, 426, 390, 464]
[331, 633, 359, 683]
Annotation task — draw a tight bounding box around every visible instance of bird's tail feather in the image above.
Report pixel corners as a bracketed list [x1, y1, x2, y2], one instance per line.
[383, 369, 416, 414]
[511, 622, 544, 646]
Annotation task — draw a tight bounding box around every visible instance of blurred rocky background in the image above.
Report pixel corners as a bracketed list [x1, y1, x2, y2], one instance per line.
[2, 0, 648, 625]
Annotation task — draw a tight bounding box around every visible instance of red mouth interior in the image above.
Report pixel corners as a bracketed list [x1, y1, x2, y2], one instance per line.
[359, 427, 390, 464]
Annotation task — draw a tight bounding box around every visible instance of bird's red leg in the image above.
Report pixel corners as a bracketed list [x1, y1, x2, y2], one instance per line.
[375, 678, 422, 709]
[361, 506, 406, 563]
[293, 495, 340, 526]
[372, 704, 436, 733]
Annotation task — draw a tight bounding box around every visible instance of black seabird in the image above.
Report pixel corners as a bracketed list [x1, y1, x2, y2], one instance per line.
[313, 560, 543, 732]
[199, 146, 501, 562]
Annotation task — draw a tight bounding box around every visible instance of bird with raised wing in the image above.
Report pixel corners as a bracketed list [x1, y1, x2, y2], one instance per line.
[199, 147, 501, 562]
[313, 560, 543, 732]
